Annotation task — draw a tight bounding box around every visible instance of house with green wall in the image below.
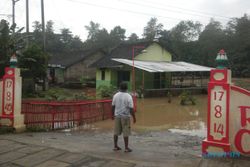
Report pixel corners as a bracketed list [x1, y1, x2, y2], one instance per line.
[93, 41, 172, 91]
[92, 41, 212, 96]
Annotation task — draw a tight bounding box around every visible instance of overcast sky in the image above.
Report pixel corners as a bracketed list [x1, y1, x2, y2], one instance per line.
[1, 0, 250, 40]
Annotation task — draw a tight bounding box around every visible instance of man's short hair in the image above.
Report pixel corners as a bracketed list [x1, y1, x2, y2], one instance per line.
[120, 82, 128, 91]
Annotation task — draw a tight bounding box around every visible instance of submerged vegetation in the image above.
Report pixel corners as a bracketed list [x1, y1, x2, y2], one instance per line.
[179, 90, 196, 105]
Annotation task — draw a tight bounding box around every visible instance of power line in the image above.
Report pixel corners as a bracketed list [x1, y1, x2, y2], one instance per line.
[0, 14, 12, 17]
[132, 0, 232, 20]
[119, 0, 231, 21]
[65, 0, 188, 22]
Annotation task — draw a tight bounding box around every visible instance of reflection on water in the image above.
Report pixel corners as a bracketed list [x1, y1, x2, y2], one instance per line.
[94, 95, 208, 137]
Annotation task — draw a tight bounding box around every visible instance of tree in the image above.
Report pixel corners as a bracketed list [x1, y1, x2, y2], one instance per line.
[70, 36, 84, 51]
[84, 22, 126, 51]
[128, 33, 139, 42]
[170, 21, 202, 42]
[60, 28, 73, 44]
[18, 44, 48, 83]
[0, 19, 25, 77]
[0, 20, 10, 77]
[198, 19, 227, 66]
[226, 14, 250, 76]
[143, 17, 163, 41]
[110, 26, 126, 41]
[85, 21, 101, 41]
[46, 20, 54, 34]
[161, 21, 202, 62]
[32, 21, 43, 47]
[33, 21, 42, 32]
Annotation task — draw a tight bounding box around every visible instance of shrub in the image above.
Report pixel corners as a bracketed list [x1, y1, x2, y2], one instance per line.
[97, 85, 117, 98]
[179, 90, 196, 105]
[44, 88, 67, 101]
[0, 126, 15, 134]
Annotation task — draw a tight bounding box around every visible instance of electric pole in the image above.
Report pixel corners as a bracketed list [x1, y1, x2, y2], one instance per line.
[41, 0, 47, 90]
[26, 0, 29, 33]
[12, 0, 20, 30]
[41, 0, 46, 51]
[26, 0, 29, 46]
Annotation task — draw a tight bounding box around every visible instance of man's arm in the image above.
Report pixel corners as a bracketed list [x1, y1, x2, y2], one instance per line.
[130, 108, 136, 124]
[112, 105, 115, 120]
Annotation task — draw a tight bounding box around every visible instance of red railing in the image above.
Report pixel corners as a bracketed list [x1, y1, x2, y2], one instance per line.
[21, 99, 112, 130]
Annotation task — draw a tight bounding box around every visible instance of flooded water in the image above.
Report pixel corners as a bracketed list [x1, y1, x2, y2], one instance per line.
[94, 95, 208, 137]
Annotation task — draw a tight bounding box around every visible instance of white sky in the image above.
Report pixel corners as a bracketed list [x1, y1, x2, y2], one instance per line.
[1, 0, 250, 40]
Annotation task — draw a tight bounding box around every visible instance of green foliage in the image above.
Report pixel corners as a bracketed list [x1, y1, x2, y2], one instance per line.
[179, 90, 196, 105]
[31, 20, 84, 54]
[18, 44, 48, 82]
[158, 14, 250, 77]
[22, 78, 36, 97]
[0, 126, 15, 134]
[44, 88, 67, 101]
[74, 92, 88, 100]
[170, 20, 202, 42]
[26, 126, 48, 132]
[110, 26, 126, 42]
[97, 85, 117, 98]
[143, 17, 163, 40]
[36, 87, 90, 101]
[79, 76, 96, 87]
[0, 19, 25, 77]
[136, 86, 144, 98]
[84, 21, 127, 51]
[128, 33, 139, 42]
[85, 21, 101, 41]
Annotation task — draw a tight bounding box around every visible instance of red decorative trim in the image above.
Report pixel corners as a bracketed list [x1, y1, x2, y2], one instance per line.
[4, 67, 15, 77]
[207, 83, 230, 143]
[234, 129, 250, 154]
[202, 140, 231, 155]
[210, 69, 228, 83]
[2, 77, 15, 116]
[0, 115, 14, 119]
[231, 85, 250, 96]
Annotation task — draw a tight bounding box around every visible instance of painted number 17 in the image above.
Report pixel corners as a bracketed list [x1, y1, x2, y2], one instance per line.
[214, 91, 224, 101]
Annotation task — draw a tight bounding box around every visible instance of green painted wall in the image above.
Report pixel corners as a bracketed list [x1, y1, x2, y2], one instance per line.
[96, 42, 172, 92]
[135, 43, 172, 62]
[96, 69, 112, 88]
[96, 68, 171, 92]
[110, 70, 117, 87]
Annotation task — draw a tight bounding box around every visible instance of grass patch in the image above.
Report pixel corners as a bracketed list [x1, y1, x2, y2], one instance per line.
[26, 126, 48, 132]
[0, 126, 15, 134]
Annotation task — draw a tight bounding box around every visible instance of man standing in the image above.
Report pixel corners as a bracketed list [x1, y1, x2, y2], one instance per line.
[112, 82, 136, 152]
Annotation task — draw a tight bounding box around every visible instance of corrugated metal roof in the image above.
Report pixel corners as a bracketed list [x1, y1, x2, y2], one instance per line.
[112, 58, 213, 72]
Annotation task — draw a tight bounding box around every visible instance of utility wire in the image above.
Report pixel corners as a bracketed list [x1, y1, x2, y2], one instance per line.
[0, 14, 12, 17]
[130, 0, 232, 19]
[65, 0, 188, 22]
[119, 0, 231, 20]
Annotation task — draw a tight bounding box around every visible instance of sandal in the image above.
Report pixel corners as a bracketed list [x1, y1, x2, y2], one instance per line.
[113, 146, 122, 151]
[124, 148, 132, 152]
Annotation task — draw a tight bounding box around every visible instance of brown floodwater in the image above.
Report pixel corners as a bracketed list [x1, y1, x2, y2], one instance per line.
[93, 95, 208, 137]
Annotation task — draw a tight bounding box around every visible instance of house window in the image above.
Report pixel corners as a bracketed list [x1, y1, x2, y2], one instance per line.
[101, 70, 105, 80]
[154, 73, 165, 89]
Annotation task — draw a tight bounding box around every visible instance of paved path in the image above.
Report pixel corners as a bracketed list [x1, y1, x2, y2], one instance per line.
[0, 130, 249, 167]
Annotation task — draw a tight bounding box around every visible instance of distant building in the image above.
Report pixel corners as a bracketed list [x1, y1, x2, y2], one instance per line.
[48, 50, 105, 84]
